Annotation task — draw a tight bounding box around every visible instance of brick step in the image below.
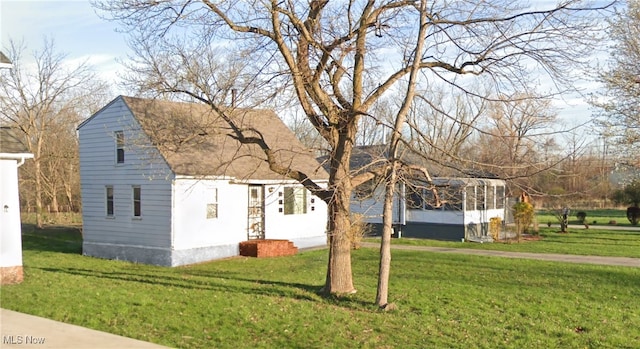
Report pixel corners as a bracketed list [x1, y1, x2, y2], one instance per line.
[239, 239, 298, 258]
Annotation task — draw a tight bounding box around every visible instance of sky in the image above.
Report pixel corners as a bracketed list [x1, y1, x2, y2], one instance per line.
[0, 0, 606, 131]
[1, 0, 130, 93]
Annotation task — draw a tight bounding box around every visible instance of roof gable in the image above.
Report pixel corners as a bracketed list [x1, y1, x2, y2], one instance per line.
[119, 96, 328, 181]
[0, 51, 11, 69]
[0, 127, 29, 154]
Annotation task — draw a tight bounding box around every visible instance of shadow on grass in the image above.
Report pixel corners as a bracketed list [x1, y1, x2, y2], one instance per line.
[21, 224, 82, 254]
[34, 266, 320, 301]
[31, 266, 371, 308]
[21, 224, 372, 308]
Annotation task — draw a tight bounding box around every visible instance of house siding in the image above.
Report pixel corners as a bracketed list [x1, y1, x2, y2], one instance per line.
[350, 186, 403, 225]
[79, 97, 174, 252]
[172, 178, 248, 249]
[352, 178, 507, 241]
[263, 183, 328, 249]
[0, 159, 23, 275]
[79, 96, 329, 266]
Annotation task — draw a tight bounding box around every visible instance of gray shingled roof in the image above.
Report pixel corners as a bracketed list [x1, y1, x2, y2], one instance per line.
[0, 127, 28, 154]
[122, 96, 328, 181]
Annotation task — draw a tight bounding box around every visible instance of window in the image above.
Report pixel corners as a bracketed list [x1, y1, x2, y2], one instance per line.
[206, 188, 218, 219]
[106, 186, 114, 216]
[132, 186, 141, 217]
[440, 186, 463, 211]
[496, 186, 505, 209]
[284, 187, 307, 215]
[478, 185, 486, 210]
[487, 186, 496, 210]
[406, 187, 437, 210]
[115, 131, 125, 164]
[407, 188, 424, 209]
[465, 186, 476, 211]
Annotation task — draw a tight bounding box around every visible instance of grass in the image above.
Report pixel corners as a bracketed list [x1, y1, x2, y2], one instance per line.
[20, 212, 83, 226]
[536, 208, 631, 226]
[2, 224, 640, 348]
[367, 227, 640, 258]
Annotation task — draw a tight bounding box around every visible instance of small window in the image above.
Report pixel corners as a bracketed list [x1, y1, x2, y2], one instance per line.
[132, 186, 141, 217]
[207, 188, 218, 219]
[478, 185, 486, 210]
[423, 189, 436, 210]
[487, 186, 496, 210]
[106, 186, 114, 216]
[115, 131, 125, 164]
[407, 188, 424, 210]
[465, 186, 476, 211]
[284, 187, 307, 215]
[496, 186, 505, 209]
[440, 186, 463, 211]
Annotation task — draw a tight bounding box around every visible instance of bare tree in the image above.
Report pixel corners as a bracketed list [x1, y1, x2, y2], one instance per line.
[0, 39, 110, 227]
[593, 1, 640, 162]
[285, 109, 329, 156]
[94, 0, 613, 297]
[405, 87, 487, 175]
[467, 93, 561, 195]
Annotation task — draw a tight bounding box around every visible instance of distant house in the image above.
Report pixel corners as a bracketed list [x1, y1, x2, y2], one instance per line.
[348, 146, 506, 242]
[0, 127, 33, 284]
[77, 96, 328, 266]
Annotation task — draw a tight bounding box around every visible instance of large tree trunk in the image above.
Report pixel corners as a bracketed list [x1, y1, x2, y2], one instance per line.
[323, 137, 356, 295]
[324, 194, 356, 294]
[376, 166, 398, 308]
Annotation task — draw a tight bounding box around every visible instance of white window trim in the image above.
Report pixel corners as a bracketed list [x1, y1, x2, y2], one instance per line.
[115, 130, 125, 165]
[132, 185, 141, 219]
[283, 186, 308, 215]
[206, 188, 218, 219]
[106, 185, 115, 218]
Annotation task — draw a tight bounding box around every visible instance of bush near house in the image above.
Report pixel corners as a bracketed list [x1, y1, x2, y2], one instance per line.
[513, 201, 534, 240]
[489, 217, 502, 241]
[627, 207, 640, 226]
[612, 180, 640, 225]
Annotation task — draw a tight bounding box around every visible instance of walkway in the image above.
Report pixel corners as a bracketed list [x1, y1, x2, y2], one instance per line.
[360, 242, 640, 267]
[0, 308, 170, 349]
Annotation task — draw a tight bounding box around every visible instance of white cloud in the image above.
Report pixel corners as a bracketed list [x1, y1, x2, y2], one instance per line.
[1, 0, 131, 94]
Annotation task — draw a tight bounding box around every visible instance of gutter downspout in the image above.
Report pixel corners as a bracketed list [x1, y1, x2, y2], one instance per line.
[0, 153, 34, 167]
[16, 156, 27, 167]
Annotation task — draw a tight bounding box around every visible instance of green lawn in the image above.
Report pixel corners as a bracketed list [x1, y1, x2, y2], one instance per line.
[368, 227, 640, 258]
[536, 208, 630, 226]
[2, 225, 640, 348]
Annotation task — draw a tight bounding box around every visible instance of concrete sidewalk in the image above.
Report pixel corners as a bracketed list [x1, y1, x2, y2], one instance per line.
[360, 242, 640, 267]
[0, 309, 171, 349]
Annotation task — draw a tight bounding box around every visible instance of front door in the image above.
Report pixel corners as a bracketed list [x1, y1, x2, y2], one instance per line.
[247, 185, 265, 240]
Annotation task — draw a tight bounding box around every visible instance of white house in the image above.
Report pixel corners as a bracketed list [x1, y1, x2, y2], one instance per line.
[77, 96, 329, 266]
[348, 146, 506, 242]
[0, 127, 33, 284]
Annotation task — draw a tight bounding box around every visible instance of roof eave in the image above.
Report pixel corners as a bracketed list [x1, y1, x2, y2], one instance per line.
[0, 153, 34, 160]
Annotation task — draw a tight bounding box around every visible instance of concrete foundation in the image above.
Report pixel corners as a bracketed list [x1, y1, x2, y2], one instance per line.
[83, 242, 239, 267]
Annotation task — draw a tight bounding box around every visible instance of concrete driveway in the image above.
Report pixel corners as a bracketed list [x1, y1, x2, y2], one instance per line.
[0, 309, 171, 349]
